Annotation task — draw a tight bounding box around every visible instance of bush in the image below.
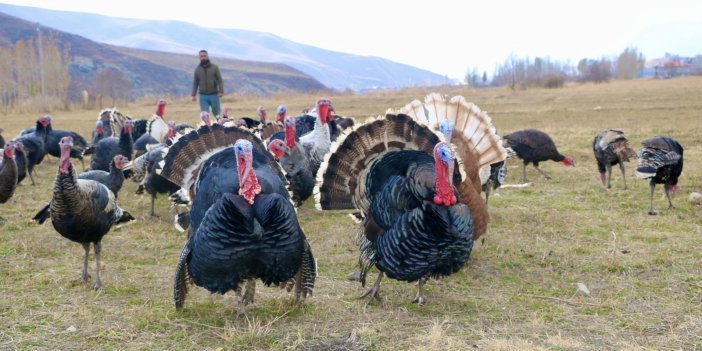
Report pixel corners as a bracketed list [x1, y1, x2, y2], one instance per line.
[540, 74, 566, 88]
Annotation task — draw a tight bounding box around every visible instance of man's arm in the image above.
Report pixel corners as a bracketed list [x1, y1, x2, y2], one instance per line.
[191, 68, 200, 99]
[215, 66, 224, 97]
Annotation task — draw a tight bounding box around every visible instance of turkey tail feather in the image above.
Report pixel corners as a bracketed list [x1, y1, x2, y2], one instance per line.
[297, 239, 316, 299]
[315, 114, 442, 212]
[32, 203, 51, 224]
[158, 124, 275, 190]
[174, 239, 192, 309]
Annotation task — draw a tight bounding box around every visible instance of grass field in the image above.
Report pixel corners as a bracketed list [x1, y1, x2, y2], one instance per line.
[1, 77, 701, 350]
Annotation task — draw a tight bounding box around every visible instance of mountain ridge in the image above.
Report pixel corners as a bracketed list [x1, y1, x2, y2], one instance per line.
[0, 11, 328, 101]
[0, 3, 450, 91]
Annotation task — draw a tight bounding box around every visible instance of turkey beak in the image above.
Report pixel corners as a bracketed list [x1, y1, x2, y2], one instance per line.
[122, 161, 134, 171]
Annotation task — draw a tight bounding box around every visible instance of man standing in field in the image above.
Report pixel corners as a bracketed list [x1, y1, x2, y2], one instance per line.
[191, 50, 224, 119]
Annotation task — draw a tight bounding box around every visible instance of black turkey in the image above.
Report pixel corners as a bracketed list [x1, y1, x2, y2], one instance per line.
[132, 143, 180, 217]
[13, 117, 49, 185]
[84, 119, 134, 172]
[482, 160, 506, 207]
[267, 116, 315, 206]
[0, 128, 5, 148]
[316, 94, 505, 305]
[503, 128, 574, 182]
[90, 120, 105, 146]
[40, 115, 89, 170]
[635, 136, 684, 215]
[33, 136, 134, 289]
[158, 124, 316, 312]
[77, 154, 128, 198]
[0, 142, 18, 223]
[592, 129, 636, 189]
[13, 141, 31, 185]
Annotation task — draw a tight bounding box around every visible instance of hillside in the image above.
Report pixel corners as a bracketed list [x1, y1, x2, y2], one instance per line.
[0, 12, 327, 101]
[0, 3, 451, 91]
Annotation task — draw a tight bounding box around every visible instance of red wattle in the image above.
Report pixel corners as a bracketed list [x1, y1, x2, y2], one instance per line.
[156, 100, 167, 117]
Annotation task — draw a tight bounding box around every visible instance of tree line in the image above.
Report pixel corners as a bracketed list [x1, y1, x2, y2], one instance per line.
[465, 47, 702, 89]
[0, 32, 134, 113]
[0, 32, 71, 112]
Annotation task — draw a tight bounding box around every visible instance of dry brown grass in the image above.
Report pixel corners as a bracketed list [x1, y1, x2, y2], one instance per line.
[1, 77, 701, 350]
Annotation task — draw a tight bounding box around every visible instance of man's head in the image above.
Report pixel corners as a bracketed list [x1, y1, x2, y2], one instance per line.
[199, 50, 210, 66]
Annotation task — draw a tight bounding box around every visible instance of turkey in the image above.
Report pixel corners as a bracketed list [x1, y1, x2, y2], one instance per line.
[132, 143, 181, 217]
[39, 115, 89, 170]
[389, 93, 508, 215]
[13, 118, 48, 185]
[257, 106, 268, 124]
[275, 104, 287, 124]
[32, 136, 134, 290]
[157, 124, 316, 312]
[592, 129, 636, 189]
[267, 116, 315, 206]
[13, 141, 31, 185]
[502, 128, 574, 182]
[0, 128, 5, 148]
[316, 97, 505, 305]
[198, 111, 214, 127]
[84, 119, 134, 172]
[77, 154, 128, 198]
[0, 142, 18, 223]
[299, 98, 334, 177]
[143, 99, 170, 143]
[97, 108, 116, 137]
[90, 120, 105, 146]
[635, 136, 684, 215]
[482, 160, 506, 206]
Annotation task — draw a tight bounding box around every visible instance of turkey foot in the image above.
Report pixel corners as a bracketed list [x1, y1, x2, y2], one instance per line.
[237, 279, 256, 316]
[359, 272, 383, 307]
[412, 277, 428, 305]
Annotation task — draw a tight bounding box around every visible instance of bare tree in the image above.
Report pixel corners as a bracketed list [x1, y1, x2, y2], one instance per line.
[616, 47, 645, 79]
[94, 67, 133, 106]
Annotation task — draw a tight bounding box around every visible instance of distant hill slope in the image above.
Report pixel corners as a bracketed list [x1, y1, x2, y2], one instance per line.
[0, 12, 326, 101]
[0, 3, 450, 91]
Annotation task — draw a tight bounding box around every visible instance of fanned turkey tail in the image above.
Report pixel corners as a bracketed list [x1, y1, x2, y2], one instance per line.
[315, 113, 443, 213]
[157, 124, 283, 191]
[389, 93, 508, 239]
[598, 129, 636, 162]
[635, 136, 683, 178]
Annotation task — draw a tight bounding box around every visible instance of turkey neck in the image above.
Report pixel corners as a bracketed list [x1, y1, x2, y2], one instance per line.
[119, 126, 133, 158]
[433, 145, 457, 206]
[237, 152, 261, 204]
[156, 100, 167, 117]
[285, 124, 296, 148]
[34, 120, 48, 141]
[55, 148, 81, 206]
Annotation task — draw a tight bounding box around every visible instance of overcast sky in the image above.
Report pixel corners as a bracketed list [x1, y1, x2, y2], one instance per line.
[2, 0, 701, 79]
